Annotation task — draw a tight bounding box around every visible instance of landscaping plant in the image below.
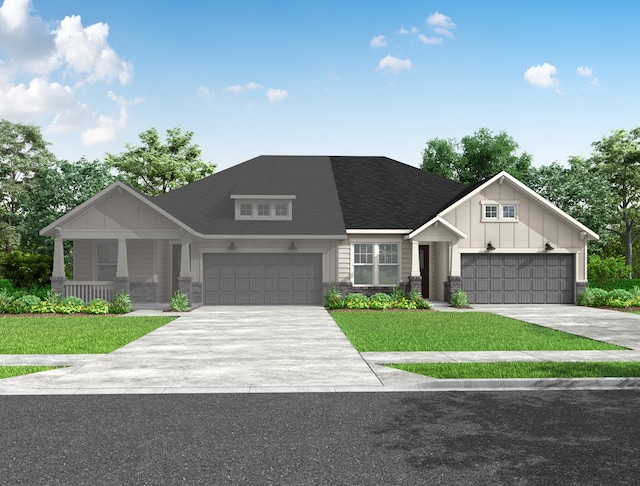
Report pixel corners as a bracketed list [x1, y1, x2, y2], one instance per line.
[170, 290, 190, 311]
[109, 290, 132, 314]
[323, 286, 344, 309]
[450, 288, 470, 307]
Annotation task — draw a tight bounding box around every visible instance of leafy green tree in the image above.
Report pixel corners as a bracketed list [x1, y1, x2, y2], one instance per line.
[0, 120, 55, 251]
[21, 158, 115, 255]
[528, 156, 612, 241]
[421, 128, 533, 185]
[106, 127, 216, 196]
[590, 128, 640, 274]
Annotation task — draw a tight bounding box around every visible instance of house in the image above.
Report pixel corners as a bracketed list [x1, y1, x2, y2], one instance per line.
[40, 155, 598, 306]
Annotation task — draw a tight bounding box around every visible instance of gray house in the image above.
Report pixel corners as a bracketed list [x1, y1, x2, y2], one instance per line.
[40, 155, 598, 306]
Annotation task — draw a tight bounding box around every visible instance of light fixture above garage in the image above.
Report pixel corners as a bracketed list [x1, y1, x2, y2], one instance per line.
[486, 242, 495, 251]
[228, 241, 236, 251]
[545, 242, 555, 251]
[288, 241, 297, 251]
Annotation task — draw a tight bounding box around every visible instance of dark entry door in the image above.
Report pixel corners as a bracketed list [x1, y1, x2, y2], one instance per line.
[419, 245, 430, 298]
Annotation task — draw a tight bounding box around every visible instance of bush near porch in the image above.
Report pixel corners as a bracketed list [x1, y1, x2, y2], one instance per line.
[324, 287, 432, 310]
[578, 286, 640, 309]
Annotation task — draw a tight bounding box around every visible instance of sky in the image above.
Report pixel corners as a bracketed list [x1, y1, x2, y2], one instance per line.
[0, 0, 639, 172]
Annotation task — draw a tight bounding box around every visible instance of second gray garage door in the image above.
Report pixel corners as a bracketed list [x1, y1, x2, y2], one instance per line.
[203, 253, 322, 305]
[461, 253, 575, 304]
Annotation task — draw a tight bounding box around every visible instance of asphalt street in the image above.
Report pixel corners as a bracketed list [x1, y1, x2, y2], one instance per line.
[2, 390, 639, 485]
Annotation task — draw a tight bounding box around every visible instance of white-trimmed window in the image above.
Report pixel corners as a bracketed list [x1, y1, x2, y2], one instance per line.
[232, 195, 295, 220]
[353, 242, 400, 286]
[482, 201, 519, 222]
[95, 241, 117, 281]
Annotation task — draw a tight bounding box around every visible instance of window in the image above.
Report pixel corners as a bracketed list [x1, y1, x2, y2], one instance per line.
[482, 201, 519, 222]
[240, 203, 252, 216]
[257, 203, 271, 216]
[353, 244, 373, 285]
[96, 241, 117, 281]
[232, 196, 295, 220]
[484, 204, 498, 220]
[502, 204, 516, 219]
[275, 203, 288, 216]
[353, 242, 399, 286]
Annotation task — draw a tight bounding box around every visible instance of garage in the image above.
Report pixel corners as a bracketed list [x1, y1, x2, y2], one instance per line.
[461, 254, 575, 304]
[203, 253, 322, 305]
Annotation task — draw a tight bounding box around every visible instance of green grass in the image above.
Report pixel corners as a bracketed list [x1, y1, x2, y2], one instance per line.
[0, 366, 59, 379]
[0, 316, 175, 354]
[330, 311, 625, 352]
[389, 361, 640, 379]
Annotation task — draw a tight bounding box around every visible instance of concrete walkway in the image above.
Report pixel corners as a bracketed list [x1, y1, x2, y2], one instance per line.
[2, 304, 640, 394]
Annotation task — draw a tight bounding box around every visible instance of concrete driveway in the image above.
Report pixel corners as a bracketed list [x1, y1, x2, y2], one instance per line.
[0, 306, 382, 393]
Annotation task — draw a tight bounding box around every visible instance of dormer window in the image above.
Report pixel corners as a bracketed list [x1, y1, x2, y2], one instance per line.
[232, 195, 295, 220]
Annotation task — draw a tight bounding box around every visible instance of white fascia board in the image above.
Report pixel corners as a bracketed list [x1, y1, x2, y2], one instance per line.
[230, 195, 296, 199]
[439, 171, 599, 240]
[39, 181, 198, 238]
[346, 229, 412, 235]
[407, 216, 467, 240]
[200, 234, 348, 240]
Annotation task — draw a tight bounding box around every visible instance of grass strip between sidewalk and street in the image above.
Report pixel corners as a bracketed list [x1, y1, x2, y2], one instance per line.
[0, 316, 176, 354]
[389, 362, 640, 379]
[0, 366, 60, 379]
[330, 311, 626, 352]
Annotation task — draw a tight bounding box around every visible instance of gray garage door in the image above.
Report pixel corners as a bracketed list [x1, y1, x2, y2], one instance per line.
[461, 254, 575, 304]
[203, 253, 322, 305]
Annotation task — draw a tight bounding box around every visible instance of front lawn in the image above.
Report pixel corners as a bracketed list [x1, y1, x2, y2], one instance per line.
[0, 316, 175, 354]
[0, 366, 59, 379]
[390, 362, 640, 379]
[330, 311, 625, 352]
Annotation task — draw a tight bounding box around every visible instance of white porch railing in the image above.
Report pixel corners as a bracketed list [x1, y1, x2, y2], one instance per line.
[64, 281, 116, 302]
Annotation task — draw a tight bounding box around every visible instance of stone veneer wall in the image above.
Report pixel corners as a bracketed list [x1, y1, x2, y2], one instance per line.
[129, 282, 159, 303]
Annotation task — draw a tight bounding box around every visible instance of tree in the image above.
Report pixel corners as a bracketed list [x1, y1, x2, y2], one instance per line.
[528, 156, 612, 241]
[421, 128, 533, 185]
[0, 120, 55, 252]
[21, 158, 115, 255]
[106, 127, 216, 196]
[590, 128, 640, 275]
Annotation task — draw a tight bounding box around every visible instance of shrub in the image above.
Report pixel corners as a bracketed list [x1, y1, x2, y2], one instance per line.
[324, 287, 344, 309]
[390, 286, 406, 301]
[577, 287, 594, 306]
[109, 290, 132, 314]
[16, 294, 41, 307]
[450, 288, 470, 307]
[55, 297, 84, 314]
[170, 290, 190, 312]
[589, 288, 610, 307]
[369, 293, 394, 310]
[392, 297, 417, 309]
[0, 251, 53, 288]
[407, 288, 432, 309]
[588, 255, 632, 288]
[344, 293, 369, 309]
[83, 298, 110, 315]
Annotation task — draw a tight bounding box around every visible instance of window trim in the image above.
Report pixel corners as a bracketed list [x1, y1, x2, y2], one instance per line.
[351, 241, 401, 287]
[233, 198, 294, 220]
[481, 200, 519, 222]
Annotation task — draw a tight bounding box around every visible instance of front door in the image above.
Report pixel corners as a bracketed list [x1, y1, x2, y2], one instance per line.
[419, 245, 430, 298]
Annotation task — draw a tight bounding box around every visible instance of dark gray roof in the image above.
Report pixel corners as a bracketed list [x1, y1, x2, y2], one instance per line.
[329, 156, 468, 229]
[152, 155, 347, 236]
[152, 155, 469, 235]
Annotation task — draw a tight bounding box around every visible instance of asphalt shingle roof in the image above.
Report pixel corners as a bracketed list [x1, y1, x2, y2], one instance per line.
[152, 155, 469, 235]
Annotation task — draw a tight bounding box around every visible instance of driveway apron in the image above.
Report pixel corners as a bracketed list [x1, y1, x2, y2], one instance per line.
[0, 306, 382, 391]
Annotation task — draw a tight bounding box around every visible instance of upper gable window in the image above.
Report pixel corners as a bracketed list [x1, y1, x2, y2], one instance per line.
[481, 201, 519, 222]
[231, 195, 295, 220]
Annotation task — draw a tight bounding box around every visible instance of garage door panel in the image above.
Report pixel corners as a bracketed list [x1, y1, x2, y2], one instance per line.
[203, 253, 322, 305]
[461, 254, 574, 304]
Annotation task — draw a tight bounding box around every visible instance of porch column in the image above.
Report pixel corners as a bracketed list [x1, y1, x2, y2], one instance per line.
[51, 234, 66, 297]
[178, 240, 192, 308]
[410, 241, 420, 277]
[114, 238, 129, 295]
[445, 241, 462, 302]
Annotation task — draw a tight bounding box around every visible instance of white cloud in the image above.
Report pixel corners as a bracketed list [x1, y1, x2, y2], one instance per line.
[223, 81, 263, 93]
[398, 26, 418, 35]
[197, 85, 210, 97]
[418, 34, 442, 45]
[0, 0, 134, 147]
[266, 88, 288, 103]
[376, 54, 412, 74]
[577, 66, 599, 86]
[524, 63, 559, 89]
[426, 12, 456, 38]
[370, 34, 386, 47]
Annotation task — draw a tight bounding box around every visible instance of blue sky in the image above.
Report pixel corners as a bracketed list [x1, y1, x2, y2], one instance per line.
[1, 0, 639, 172]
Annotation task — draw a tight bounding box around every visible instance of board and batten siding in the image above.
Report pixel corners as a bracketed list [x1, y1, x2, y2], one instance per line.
[441, 182, 588, 280]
